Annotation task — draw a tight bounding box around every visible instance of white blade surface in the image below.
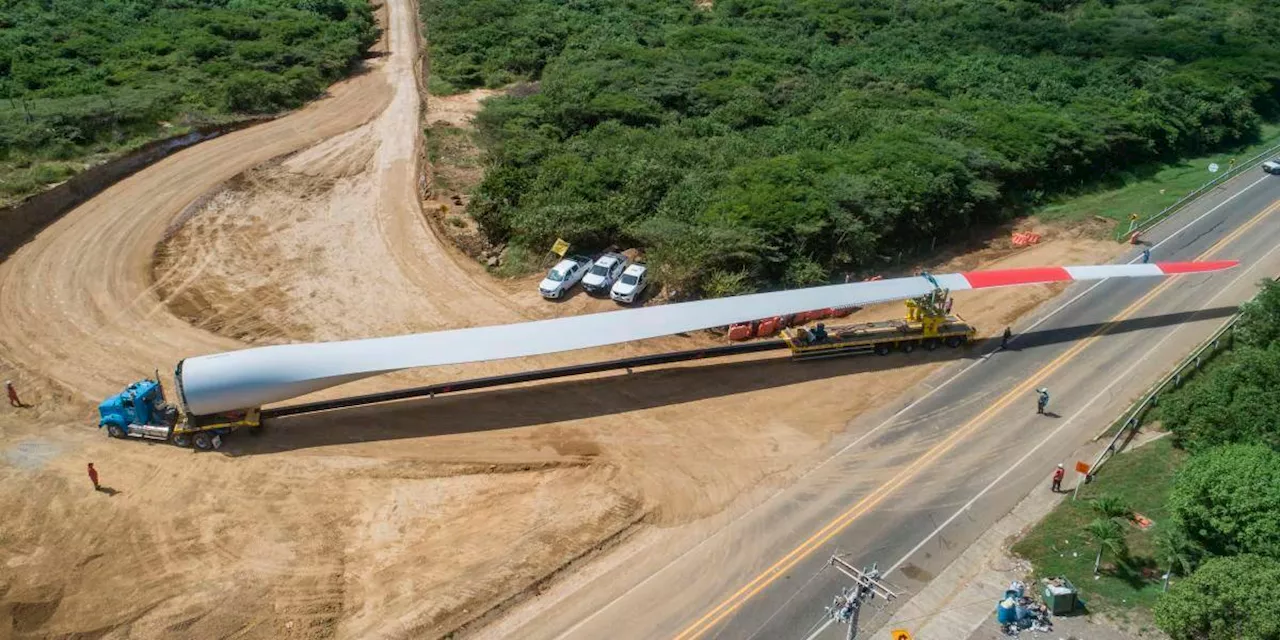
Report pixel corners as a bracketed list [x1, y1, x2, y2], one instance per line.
[177, 261, 1237, 415]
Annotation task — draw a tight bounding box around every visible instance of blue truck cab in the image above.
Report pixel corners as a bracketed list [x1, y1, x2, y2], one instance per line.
[98, 379, 180, 443]
[98, 371, 260, 450]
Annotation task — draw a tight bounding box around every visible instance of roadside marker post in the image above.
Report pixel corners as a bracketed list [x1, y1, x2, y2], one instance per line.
[1071, 461, 1090, 501]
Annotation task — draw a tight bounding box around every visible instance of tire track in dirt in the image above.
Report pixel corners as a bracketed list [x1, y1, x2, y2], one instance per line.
[0, 57, 392, 401]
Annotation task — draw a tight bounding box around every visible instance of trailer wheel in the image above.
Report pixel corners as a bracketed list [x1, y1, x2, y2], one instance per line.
[107, 424, 125, 439]
[923, 338, 940, 351]
[900, 341, 916, 354]
[945, 336, 964, 348]
[192, 432, 213, 451]
[171, 432, 192, 448]
[874, 343, 891, 356]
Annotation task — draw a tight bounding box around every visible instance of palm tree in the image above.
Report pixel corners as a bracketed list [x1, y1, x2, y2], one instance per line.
[1090, 494, 1132, 521]
[1154, 526, 1199, 592]
[1086, 518, 1127, 575]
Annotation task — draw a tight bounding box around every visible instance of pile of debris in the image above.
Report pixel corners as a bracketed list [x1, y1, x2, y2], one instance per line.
[995, 580, 1054, 637]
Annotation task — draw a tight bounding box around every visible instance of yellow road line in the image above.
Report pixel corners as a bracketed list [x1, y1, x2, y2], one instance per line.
[673, 199, 1279, 640]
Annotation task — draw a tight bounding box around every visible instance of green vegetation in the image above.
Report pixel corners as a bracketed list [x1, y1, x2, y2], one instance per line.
[1167, 444, 1280, 558]
[424, 0, 1280, 294]
[1011, 437, 1187, 612]
[1161, 280, 1280, 452]
[1153, 554, 1280, 640]
[0, 0, 379, 206]
[1015, 280, 1280, 637]
[1038, 124, 1280, 226]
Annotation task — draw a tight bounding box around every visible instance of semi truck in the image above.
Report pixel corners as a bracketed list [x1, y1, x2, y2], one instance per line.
[97, 366, 260, 450]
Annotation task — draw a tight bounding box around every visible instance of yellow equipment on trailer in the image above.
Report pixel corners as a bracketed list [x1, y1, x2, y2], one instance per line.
[781, 278, 976, 360]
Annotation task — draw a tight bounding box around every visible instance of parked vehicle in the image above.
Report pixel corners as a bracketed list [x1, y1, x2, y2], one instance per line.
[610, 263, 650, 304]
[582, 253, 629, 295]
[1263, 159, 1280, 175]
[539, 255, 591, 299]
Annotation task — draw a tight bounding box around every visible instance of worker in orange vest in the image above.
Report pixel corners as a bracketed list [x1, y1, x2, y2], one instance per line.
[1051, 464, 1065, 493]
[87, 463, 100, 491]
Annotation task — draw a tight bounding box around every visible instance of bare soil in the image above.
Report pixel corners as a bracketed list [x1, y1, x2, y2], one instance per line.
[0, 0, 1125, 637]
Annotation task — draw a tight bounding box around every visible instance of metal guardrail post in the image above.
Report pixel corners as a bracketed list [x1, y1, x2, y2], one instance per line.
[1088, 276, 1278, 478]
[1119, 140, 1280, 241]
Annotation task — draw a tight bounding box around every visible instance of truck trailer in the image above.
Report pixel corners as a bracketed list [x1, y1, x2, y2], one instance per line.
[780, 287, 976, 360]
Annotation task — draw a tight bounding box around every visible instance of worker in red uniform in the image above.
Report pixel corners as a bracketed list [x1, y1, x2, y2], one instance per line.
[87, 463, 100, 491]
[1051, 464, 1065, 493]
[6, 380, 23, 408]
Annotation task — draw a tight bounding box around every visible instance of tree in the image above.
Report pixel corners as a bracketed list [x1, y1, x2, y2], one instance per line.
[1085, 518, 1127, 575]
[1154, 554, 1280, 640]
[1153, 526, 1200, 592]
[423, 0, 1280, 292]
[1236, 279, 1280, 349]
[1167, 444, 1280, 559]
[1161, 345, 1280, 453]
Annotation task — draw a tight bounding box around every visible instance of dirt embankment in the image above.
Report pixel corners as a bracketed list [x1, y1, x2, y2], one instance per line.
[0, 0, 1125, 637]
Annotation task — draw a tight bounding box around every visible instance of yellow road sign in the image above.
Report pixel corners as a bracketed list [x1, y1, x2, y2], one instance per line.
[550, 238, 570, 257]
[891, 630, 912, 640]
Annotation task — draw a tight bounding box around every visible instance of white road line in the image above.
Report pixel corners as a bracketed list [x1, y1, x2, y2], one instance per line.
[806, 241, 1280, 640]
[552, 173, 1272, 640]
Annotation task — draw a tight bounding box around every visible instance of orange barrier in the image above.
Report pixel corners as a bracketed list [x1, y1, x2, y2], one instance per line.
[756, 317, 780, 337]
[1129, 230, 1143, 245]
[1011, 232, 1043, 247]
[728, 323, 754, 341]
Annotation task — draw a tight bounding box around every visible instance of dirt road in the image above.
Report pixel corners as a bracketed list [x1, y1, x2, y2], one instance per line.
[0, 0, 1126, 637]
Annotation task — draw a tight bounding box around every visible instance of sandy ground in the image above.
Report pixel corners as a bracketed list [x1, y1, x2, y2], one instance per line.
[0, 0, 1126, 637]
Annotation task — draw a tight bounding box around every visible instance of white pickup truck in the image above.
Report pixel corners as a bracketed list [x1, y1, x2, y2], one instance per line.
[539, 255, 591, 299]
[582, 253, 629, 295]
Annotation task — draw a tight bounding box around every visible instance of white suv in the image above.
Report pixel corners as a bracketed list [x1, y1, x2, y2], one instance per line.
[610, 264, 649, 304]
[1263, 159, 1280, 175]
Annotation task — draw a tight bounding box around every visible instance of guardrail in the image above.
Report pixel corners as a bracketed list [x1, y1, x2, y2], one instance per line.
[1088, 276, 1278, 477]
[1117, 139, 1280, 241]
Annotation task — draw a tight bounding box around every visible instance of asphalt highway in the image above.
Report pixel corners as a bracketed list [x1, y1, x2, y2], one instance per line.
[490, 168, 1280, 640]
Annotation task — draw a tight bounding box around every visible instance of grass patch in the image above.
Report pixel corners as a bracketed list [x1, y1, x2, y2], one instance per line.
[492, 243, 538, 278]
[1011, 438, 1188, 614]
[1038, 123, 1280, 227]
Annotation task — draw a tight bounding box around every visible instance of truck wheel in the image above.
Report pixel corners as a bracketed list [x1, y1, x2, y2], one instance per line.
[874, 343, 891, 356]
[945, 336, 964, 348]
[924, 338, 940, 351]
[171, 432, 192, 448]
[900, 341, 916, 354]
[192, 432, 213, 451]
[107, 424, 126, 439]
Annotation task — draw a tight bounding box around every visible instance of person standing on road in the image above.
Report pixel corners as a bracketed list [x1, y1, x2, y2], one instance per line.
[1036, 388, 1050, 415]
[87, 463, 100, 491]
[1142, 248, 1151, 264]
[6, 380, 23, 408]
[1052, 464, 1065, 492]
[1001, 327, 1013, 349]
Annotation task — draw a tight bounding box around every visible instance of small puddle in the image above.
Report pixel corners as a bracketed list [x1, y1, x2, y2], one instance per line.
[897, 563, 935, 582]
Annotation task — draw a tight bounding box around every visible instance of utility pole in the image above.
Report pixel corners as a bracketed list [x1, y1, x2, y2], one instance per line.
[824, 555, 898, 640]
